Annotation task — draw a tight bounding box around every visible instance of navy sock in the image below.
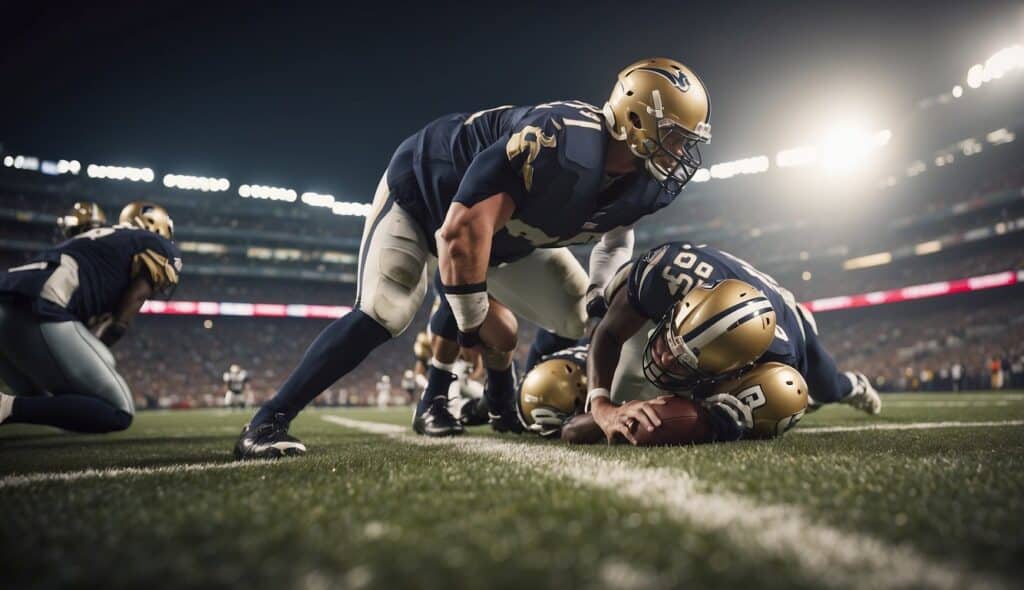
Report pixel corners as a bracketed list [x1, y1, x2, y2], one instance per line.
[10, 395, 132, 433]
[416, 365, 457, 414]
[484, 365, 516, 410]
[525, 331, 577, 373]
[254, 310, 391, 425]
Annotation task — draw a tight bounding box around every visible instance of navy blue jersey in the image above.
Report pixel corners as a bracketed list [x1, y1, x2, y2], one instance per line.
[386, 101, 675, 264]
[0, 226, 182, 323]
[542, 344, 589, 370]
[620, 242, 809, 374]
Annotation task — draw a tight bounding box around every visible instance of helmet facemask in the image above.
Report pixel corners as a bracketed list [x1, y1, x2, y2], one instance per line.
[643, 121, 704, 196]
[642, 313, 707, 391]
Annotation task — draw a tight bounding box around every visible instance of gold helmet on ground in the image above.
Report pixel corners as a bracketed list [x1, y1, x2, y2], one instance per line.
[712, 362, 808, 438]
[414, 331, 431, 363]
[603, 57, 711, 195]
[57, 201, 107, 238]
[518, 358, 587, 438]
[643, 279, 776, 391]
[119, 201, 174, 240]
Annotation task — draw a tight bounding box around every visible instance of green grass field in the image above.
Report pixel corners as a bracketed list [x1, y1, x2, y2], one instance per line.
[2, 392, 1023, 590]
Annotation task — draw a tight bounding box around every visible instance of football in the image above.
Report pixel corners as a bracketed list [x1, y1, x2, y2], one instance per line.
[630, 396, 713, 446]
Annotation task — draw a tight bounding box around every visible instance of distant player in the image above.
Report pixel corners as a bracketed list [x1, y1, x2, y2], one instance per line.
[223, 364, 251, 409]
[0, 202, 180, 433]
[376, 375, 392, 409]
[586, 241, 881, 443]
[56, 201, 107, 240]
[236, 58, 713, 458]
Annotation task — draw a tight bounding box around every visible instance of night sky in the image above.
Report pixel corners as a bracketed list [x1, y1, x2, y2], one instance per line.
[1, 1, 1020, 200]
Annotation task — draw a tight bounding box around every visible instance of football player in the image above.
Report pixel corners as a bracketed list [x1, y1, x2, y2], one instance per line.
[0, 202, 181, 433]
[56, 201, 107, 239]
[586, 242, 881, 444]
[516, 342, 808, 445]
[223, 364, 251, 409]
[235, 57, 712, 459]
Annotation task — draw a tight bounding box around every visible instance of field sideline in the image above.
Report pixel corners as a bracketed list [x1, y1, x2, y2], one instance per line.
[2, 392, 1023, 590]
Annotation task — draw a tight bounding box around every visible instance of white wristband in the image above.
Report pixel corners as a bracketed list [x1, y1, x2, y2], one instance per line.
[585, 388, 611, 413]
[446, 291, 489, 332]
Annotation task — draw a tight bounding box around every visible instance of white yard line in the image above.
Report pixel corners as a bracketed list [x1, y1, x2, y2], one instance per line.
[322, 415, 1005, 590]
[796, 420, 1024, 434]
[883, 400, 1023, 407]
[0, 460, 274, 489]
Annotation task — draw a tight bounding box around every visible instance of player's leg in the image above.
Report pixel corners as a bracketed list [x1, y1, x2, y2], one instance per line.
[799, 306, 881, 415]
[524, 329, 578, 374]
[0, 303, 134, 433]
[486, 248, 586, 429]
[237, 174, 431, 458]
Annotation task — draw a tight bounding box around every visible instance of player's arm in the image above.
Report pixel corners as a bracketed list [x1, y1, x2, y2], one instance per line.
[96, 275, 153, 347]
[585, 226, 635, 320]
[587, 287, 666, 444]
[436, 194, 516, 346]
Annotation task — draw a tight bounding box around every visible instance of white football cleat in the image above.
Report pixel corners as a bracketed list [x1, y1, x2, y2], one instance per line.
[842, 372, 881, 415]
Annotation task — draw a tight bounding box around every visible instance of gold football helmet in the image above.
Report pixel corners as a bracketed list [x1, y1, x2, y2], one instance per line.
[518, 358, 587, 437]
[643, 279, 776, 390]
[414, 331, 431, 363]
[604, 57, 711, 195]
[119, 201, 174, 240]
[712, 362, 808, 438]
[57, 201, 107, 238]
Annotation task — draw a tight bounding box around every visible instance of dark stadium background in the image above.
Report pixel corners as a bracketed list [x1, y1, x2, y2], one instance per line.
[1, 0, 1022, 408]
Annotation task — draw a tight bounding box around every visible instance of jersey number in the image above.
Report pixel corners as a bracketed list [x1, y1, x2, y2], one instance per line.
[506, 125, 557, 192]
[661, 251, 714, 296]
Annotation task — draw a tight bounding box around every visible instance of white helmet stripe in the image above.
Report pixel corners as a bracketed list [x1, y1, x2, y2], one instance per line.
[685, 297, 774, 351]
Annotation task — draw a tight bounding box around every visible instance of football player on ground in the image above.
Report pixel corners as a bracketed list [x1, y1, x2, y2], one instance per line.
[519, 348, 809, 445]
[585, 241, 881, 444]
[235, 57, 713, 458]
[56, 201, 107, 240]
[0, 202, 181, 433]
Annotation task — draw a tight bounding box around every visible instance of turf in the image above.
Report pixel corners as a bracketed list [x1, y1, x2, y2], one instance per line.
[2, 392, 1022, 589]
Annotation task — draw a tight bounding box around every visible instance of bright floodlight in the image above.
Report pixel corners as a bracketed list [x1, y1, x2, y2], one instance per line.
[2, 156, 12, 167]
[966, 64, 985, 89]
[820, 125, 877, 172]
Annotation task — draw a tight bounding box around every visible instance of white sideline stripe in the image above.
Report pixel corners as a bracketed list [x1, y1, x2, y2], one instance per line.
[796, 420, 1024, 434]
[322, 415, 1005, 590]
[0, 460, 274, 490]
[883, 400, 1023, 407]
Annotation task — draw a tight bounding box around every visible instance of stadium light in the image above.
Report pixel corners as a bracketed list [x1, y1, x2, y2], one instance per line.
[966, 64, 985, 89]
[164, 173, 231, 192]
[820, 125, 878, 172]
[2, 156, 12, 167]
[87, 164, 154, 182]
[709, 155, 770, 180]
[775, 146, 817, 168]
[691, 168, 711, 182]
[301, 192, 336, 208]
[238, 184, 297, 202]
[332, 201, 372, 216]
[843, 251, 892, 270]
[986, 128, 1015, 145]
[951, 85, 963, 98]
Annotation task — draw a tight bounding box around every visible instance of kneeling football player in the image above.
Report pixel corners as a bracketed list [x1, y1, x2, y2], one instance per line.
[0, 202, 181, 433]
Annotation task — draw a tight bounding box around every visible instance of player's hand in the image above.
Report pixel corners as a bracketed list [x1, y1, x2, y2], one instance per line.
[592, 397, 667, 445]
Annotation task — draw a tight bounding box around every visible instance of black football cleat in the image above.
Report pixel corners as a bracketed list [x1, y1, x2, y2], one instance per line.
[457, 396, 491, 426]
[487, 390, 525, 434]
[412, 400, 465, 437]
[233, 413, 307, 460]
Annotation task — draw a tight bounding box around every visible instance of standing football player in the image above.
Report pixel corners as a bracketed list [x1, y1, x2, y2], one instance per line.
[585, 241, 881, 444]
[234, 58, 712, 459]
[223, 363, 251, 409]
[0, 202, 180, 433]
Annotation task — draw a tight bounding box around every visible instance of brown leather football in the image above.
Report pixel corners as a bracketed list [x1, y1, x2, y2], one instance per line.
[630, 396, 713, 446]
